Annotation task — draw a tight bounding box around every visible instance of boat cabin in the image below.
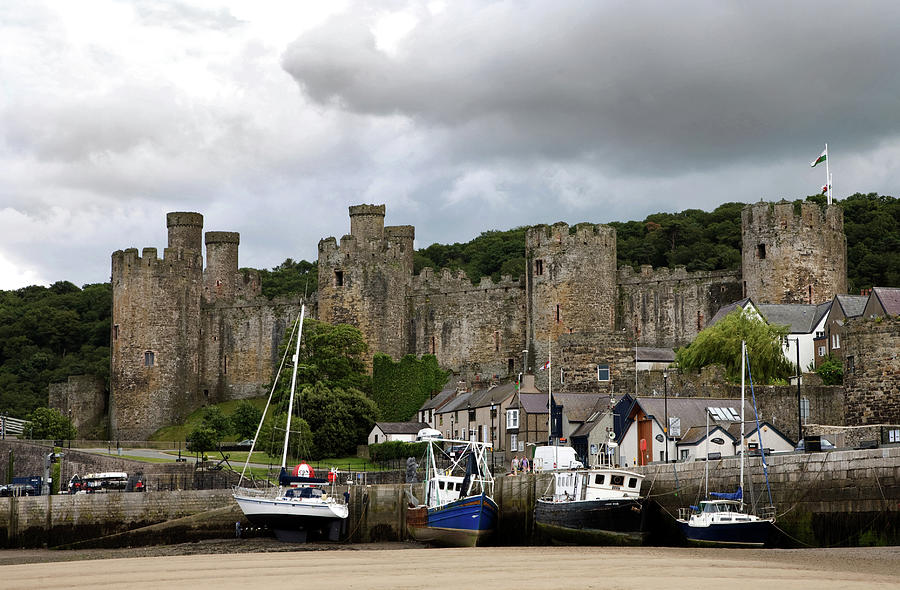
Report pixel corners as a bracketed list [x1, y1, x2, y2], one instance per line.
[549, 468, 643, 502]
[426, 475, 468, 505]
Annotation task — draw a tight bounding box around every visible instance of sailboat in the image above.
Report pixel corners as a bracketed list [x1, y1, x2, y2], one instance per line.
[232, 305, 349, 542]
[406, 438, 498, 547]
[676, 341, 776, 547]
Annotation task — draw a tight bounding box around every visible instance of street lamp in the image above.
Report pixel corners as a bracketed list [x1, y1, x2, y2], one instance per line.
[662, 370, 669, 463]
[491, 403, 496, 446]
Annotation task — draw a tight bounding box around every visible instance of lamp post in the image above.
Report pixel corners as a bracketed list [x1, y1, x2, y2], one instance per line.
[662, 370, 669, 464]
[491, 403, 496, 447]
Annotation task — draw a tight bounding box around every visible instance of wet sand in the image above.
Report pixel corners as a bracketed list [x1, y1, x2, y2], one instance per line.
[2, 541, 899, 589]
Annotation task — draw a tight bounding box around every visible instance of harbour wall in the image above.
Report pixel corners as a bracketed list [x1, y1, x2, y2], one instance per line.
[2, 447, 898, 548]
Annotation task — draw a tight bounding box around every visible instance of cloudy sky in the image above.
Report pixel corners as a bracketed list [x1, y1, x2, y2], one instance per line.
[2, 1, 900, 290]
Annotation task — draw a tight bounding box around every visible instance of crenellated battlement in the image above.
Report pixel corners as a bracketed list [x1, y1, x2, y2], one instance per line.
[525, 221, 616, 250]
[411, 266, 522, 294]
[617, 264, 741, 285]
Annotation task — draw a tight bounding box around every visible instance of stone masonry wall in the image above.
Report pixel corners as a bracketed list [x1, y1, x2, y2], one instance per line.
[844, 316, 900, 425]
[48, 375, 106, 437]
[199, 296, 301, 403]
[557, 331, 635, 394]
[408, 267, 526, 381]
[526, 222, 617, 391]
[742, 201, 846, 305]
[617, 266, 742, 348]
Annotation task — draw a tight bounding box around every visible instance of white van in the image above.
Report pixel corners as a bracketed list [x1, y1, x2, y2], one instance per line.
[532, 446, 583, 471]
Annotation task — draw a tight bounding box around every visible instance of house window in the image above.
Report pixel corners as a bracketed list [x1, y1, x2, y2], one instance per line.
[374, 434, 379, 443]
[439, 415, 443, 426]
[680, 449, 690, 461]
[144, 351, 155, 367]
[832, 334, 840, 349]
[468, 408, 476, 421]
[846, 356, 855, 374]
[757, 244, 766, 259]
[800, 397, 810, 422]
[597, 364, 610, 381]
[659, 451, 665, 462]
[816, 331, 825, 338]
[506, 409, 519, 429]
[510, 433, 518, 451]
[518, 441, 525, 452]
[889, 429, 900, 443]
[818, 346, 826, 357]
[334, 270, 344, 286]
[535, 259, 543, 275]
[469, 428, 476, 441]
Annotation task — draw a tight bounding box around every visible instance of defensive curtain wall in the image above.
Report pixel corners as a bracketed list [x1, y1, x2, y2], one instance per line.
[844, 315, 900, 426]
[95, 200, 846, 440]
[109, 213, 301, 440]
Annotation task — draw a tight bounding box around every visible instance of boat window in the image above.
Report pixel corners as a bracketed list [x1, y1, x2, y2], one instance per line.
[628, 478, 637, 488]
[594, 474, 605, 485]
[611, 475, 624, 486]
[439, 481, 445, 490]
[456, 483, 462, 491]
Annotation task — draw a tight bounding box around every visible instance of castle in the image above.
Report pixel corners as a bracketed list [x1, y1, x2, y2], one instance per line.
[106, 201, 846, 439]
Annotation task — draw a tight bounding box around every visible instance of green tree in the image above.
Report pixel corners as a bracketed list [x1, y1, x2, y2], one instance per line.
[815, 355, 844, 386]
[230, 400, 263, 440]
[301, 382, 377, 459]
[24, 407, 76, 439]
[257, 412, 313, 461]
[186, 426, 218, 455]
[199, 406, 231, 439]
[256, 258, 318, 299]
[675, 309, 793, 383]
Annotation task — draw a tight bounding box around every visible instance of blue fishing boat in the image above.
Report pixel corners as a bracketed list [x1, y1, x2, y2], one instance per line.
[407, 439, 498, 547]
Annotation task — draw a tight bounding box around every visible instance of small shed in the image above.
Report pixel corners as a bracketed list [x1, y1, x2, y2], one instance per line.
[368, 421, 430, 445]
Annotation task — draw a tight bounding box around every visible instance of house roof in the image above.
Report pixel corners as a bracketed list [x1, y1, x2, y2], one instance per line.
[873, 287, 900, 315]
[419, 386, 457, 411]
[374, 421, 430, 435]
[835, 294, 868, 318]
[438, 391, 473, 414]
[518, 392, 550, 414]
[554, 393, 609, 422]
[756, 301, 832, 333]
[677, 424, 735, 446]
[468, 381, 517, 409]
[630, 396, 756, 435]
[635, 347, 676, 363]
[708, 298, 752, 327]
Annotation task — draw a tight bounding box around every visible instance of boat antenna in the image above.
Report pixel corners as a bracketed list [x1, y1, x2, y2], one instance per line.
[282, 304, 306, 470]
[237, 309, 302, 486]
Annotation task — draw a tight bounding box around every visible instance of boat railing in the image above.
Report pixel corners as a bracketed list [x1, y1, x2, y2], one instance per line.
[677, 507, 694, 520]
[757, 504, 777, 521]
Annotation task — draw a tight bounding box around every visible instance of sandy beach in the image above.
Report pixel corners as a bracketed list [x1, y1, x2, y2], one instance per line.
[2, 541, 899, 589]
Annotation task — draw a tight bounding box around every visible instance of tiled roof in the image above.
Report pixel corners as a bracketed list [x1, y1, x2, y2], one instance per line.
[757, 301, 832, 333]
[518, 392, 550, 414]
[708, 298, 752, 327]
[375, 421, 430, 435]
[632, 396, 755, 434]
[836, 294, 867, 318]
[636, 347, 676, 363]
[873, 287, 900, 315]
[555, 393, 609, 422]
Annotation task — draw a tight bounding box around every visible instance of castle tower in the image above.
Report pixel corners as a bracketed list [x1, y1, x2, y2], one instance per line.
[204, 231, 240, 302]
[318, 204, 414, 362]
[742, 201, 847, 304]
[525, 222, 618, 389]
[110, 212, 204, 439]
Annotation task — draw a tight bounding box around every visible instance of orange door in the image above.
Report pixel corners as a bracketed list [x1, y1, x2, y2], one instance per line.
[638, 419, 653, 466]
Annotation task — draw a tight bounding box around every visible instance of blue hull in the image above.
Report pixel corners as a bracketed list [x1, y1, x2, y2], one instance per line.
[678, 519, 774, 547]
[408, 494, 499, 547]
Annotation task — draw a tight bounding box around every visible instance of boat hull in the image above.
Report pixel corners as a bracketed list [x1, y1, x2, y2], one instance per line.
[233, 493, 348, 542]
[535, 498, 645, 546]
[676, 519, 775, 548]
[407, 494, 499, 547]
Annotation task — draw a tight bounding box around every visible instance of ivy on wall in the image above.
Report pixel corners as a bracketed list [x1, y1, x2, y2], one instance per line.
[371, 353, 449, 421]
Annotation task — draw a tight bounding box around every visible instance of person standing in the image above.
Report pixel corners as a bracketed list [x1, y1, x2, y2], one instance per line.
[520, 456, 530, 473]
[511, 455, 520, 475]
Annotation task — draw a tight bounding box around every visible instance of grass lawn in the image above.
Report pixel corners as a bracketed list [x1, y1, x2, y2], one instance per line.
[149, 397, 269, 442]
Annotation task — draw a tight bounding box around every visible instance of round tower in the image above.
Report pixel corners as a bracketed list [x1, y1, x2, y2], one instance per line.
[741, 201, 846, 304]
[167, 212, 204, 253]
[204, 231, 240, 302]
[525, 222, 617, 384]
[349, 204, 386, 242]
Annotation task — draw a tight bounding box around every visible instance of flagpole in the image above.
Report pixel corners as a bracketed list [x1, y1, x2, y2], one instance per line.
[547, 334, 552, 447]
[825, 143, 831, 205]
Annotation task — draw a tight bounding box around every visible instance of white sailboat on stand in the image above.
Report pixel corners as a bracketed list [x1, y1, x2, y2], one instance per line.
[676, 341, 776, 547]
[232, 305, 349, 542]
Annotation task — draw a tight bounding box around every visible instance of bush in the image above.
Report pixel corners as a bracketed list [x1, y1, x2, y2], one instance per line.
[816, 355, 844, 386]
[230, 401, 263, 440]
[369, 440, 428, 463]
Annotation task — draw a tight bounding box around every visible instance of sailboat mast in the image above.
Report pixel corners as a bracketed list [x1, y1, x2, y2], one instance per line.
[740, 340, 745, 497]
[281, 304, 306, 469]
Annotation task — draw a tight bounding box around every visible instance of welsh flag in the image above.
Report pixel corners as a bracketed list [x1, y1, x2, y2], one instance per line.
[539, 360, 550, 371]
[811, 148, 827, 168]
[821, 184, 829, 195]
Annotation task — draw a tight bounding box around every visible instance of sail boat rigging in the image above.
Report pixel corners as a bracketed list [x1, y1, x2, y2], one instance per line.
[232, 305, 349, 542]
[676, 340, 776, 547]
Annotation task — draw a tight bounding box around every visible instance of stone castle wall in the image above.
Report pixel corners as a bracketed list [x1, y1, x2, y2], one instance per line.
[742, 201, 846, 304]
[557, 331, 635, 394]
[317, 204, 415, 362]
[525, 222, 618, 390]
[843, 316, 900, 425]
[408, 268, 526, 383]
[48, 375, 106, 437]
[617, 266, 743, 347]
